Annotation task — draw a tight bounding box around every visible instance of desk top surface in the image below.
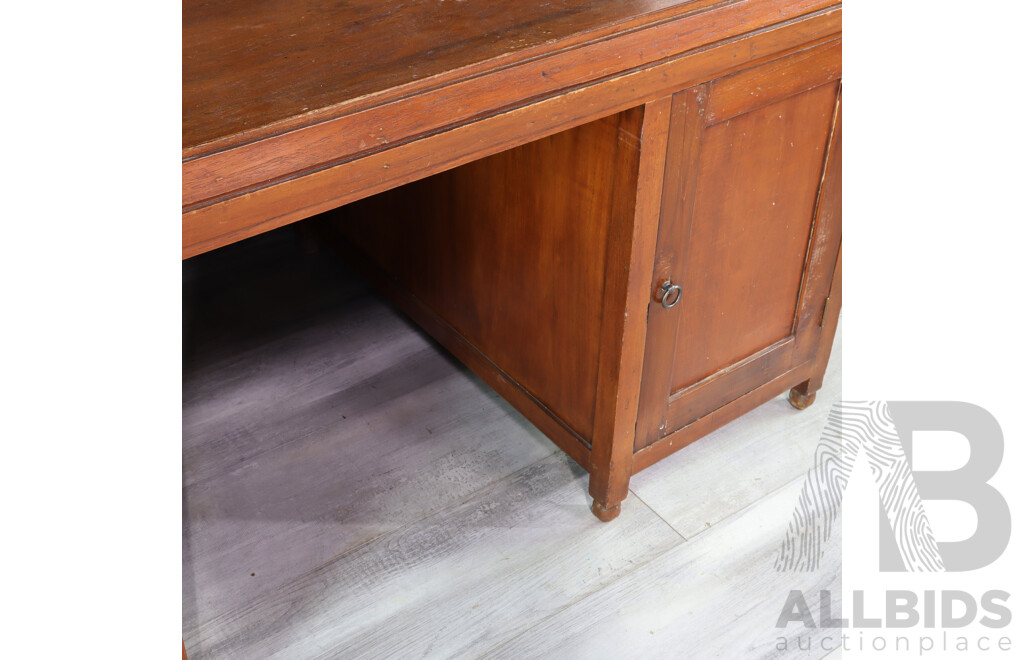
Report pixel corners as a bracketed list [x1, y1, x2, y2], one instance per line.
[183, 0, 699, 156]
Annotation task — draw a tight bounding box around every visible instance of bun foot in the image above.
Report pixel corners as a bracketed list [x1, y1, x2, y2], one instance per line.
[788, 387, 816, 410]
[591, 500, 622, 522]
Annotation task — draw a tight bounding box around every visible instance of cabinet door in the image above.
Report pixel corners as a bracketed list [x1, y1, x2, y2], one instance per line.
[635, 40, 842, 450]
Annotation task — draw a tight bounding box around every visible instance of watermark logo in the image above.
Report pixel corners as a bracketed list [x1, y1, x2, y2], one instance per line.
[775, 401, 1010, 573]
[772, 401, 1014, 654]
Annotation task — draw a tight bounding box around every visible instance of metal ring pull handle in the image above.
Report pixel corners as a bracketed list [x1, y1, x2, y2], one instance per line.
[660, 280, 682, 309]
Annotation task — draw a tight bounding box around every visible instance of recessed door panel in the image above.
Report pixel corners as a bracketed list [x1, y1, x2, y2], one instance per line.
[671, 83, 837, 392]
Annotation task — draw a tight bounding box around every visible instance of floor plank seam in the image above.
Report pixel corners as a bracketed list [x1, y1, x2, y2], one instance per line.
[477, 523, 689, 659]
[483, 471, 842, 660]
[485, 471, 822, 657]
[628, 488, 689, 542]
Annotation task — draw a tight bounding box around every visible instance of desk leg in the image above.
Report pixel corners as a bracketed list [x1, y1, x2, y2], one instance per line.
[587, 96, 673, 522]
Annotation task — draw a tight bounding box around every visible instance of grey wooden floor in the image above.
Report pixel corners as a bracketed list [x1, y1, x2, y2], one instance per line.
[183, 226, 841, 660]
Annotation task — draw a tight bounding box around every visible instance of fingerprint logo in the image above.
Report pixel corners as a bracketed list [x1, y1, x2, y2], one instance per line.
[775, 401, 945, 572]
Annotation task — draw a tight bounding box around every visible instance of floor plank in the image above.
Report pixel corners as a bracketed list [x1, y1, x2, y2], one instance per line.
[489, 477, 841, 660]
[182, 336, 560, 642]
[188, 454, 683, 659]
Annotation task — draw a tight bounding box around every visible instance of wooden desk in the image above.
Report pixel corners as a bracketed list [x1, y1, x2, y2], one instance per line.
[183, 0, 841, 521]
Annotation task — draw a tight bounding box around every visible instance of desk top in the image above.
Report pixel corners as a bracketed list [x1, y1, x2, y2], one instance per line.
[183, 0, 697, 156]
[182, 0, 840, 258]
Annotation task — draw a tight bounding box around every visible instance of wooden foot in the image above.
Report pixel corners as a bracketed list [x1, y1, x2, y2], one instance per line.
[788, 387, 816, 410]
[591, 500, 622, 522]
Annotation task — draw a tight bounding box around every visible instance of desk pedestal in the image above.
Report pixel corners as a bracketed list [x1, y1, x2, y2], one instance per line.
[320, 40, 841, 521]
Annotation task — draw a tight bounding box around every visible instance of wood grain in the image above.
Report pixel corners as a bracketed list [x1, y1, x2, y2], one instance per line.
[183, 0, 706, 153]
[327, 109, 645, 449]
[182, 8, 842, 257]
[183, 0, 836, 158]
[670, 81, 839, 392]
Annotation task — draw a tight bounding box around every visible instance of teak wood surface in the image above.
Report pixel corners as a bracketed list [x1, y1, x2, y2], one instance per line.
[182, 0, 840, 257]
[326, 109, 648, 445]
[183, 0, 840, 524]
[636, 41, 841, 451]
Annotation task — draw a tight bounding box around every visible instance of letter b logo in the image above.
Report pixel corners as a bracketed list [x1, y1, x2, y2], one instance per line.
[884, 402, 1010, 572]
